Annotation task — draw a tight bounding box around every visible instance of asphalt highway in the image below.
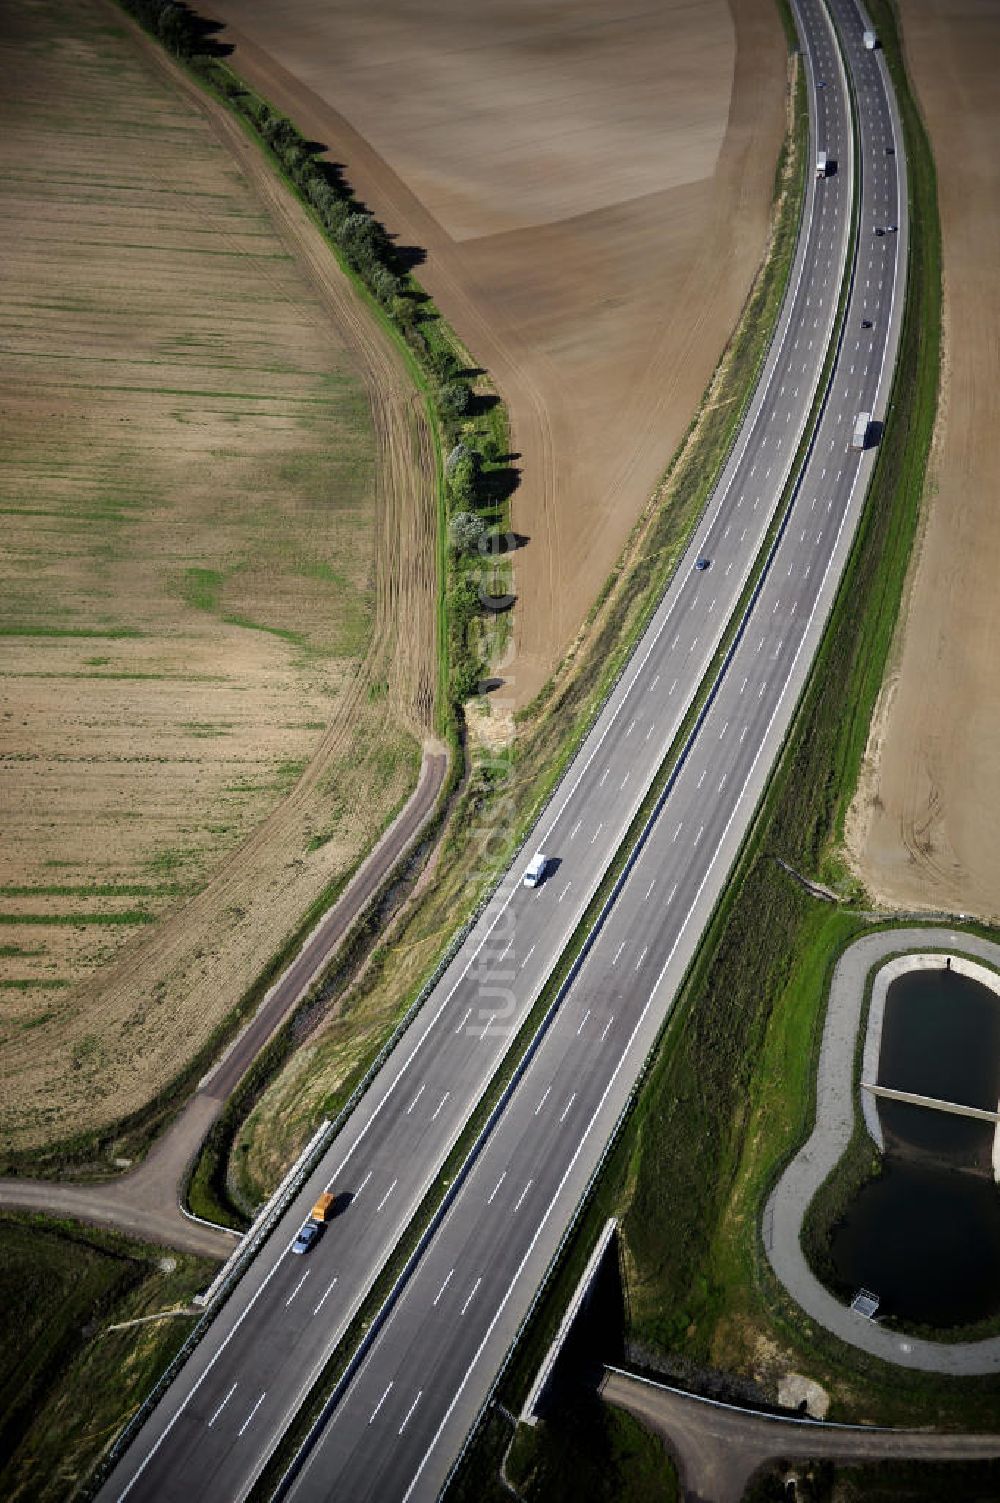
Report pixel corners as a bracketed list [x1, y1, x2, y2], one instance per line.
[275, 2, 906, 1498]
[97, 0, 897, 1497]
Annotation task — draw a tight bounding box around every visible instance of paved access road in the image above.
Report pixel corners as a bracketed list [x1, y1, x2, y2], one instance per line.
[601, 1367, 1000, 1503]
[97, 1, 878, 1498]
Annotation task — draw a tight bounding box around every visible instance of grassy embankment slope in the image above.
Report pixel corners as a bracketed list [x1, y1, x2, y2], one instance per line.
[0, 1215, 212, 1501]
[0, 0, 424, 1168]
[458, 7, 997, 1489]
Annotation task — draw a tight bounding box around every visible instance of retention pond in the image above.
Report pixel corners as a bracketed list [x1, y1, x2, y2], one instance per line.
[830, 962, 1000, 1329]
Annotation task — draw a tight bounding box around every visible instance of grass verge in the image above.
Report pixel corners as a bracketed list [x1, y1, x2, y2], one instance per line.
[0, 1214, 212, 1502]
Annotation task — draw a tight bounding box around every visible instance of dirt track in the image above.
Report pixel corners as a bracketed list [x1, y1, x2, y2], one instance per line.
[202, 0, 787, 707]
[601, 1368, 1000, 1503]
[846, 1, 1000, 920]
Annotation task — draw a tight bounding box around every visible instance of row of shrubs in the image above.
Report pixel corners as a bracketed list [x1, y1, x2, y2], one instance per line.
[120, 0, 504, 707]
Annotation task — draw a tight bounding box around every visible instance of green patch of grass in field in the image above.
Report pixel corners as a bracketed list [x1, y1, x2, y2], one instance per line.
[180, 566, 225, 613]
[0, 885, 191, 898]
[0, 911, 154, 927]
[0, 626, 141, 639]
[0, 985, 68, 998]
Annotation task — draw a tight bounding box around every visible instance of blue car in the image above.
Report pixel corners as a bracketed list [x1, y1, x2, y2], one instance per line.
[695, 557, 711, 572]
[291, 1222, 320, 1255]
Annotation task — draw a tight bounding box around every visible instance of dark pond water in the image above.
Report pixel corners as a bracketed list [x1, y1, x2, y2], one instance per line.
[827, 966, 1000, 1328]
[829, 1155, 1000, 1327]
[878, 966, 1000, 1108]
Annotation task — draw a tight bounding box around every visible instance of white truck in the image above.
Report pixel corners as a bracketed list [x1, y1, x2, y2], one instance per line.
[816, 150, 828, 179]
[863, 28, 877, 50]
[852, 412, 871, 450]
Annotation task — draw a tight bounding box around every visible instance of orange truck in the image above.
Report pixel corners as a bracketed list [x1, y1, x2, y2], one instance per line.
[311, 1192, 335, 1223]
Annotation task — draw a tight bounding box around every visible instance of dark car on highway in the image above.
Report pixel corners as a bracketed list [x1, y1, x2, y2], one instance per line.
[291, 1222, 320, 1255]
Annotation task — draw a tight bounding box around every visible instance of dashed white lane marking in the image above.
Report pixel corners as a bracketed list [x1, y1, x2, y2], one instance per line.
[599, 767, 610, 787]
[600, 1016, 614, 1042]
[620, 774, 630, 791]
[612, 941, 626, 966]
[285, 1272, 309, 1308]
[645, 880, 656, 900]
[650, 673, 660, 691]
[718, 720, 729, 737]
[625, 719, 636, 736]
[693, 825, 704, 847]
[406, 1084, 426, 1115]
[668, 881, 678, 904]
[431, 1091, 450, 1122]
[314, 1277, 338, 1315]
[487, 1172, 507, 1205]
[461, 1278, 482, 1316]
[569, 819, 582, 841]
[535, 1085, 552, 1116]
[355, 1170, 373, 1198]
[369, 1382, 393, 1425]
[520, 944, 536, 970]
[513, 1179, 534, 1212]
[207, 1384, 237, 1429]
[590, 823, 603, 844]
[635, 946, 648, 972]
[455, 1008, 472, 1035]
[740, 726, 749, 744]
[238, 1392, 266, 1437]
[672, 823, 683, 843]
[576, 1008, 591, 1035]
[558, 1094, 577, 1125]
[433, 1269, 454, 1307]
[559, 882, 573, 901]
[399, 1391, 423, 1435]
[375, 1178, 398, 1213]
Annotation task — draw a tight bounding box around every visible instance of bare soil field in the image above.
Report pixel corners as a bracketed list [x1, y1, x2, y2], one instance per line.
[845, 0, 1000, 920]
[202, 0, 787, 707]
[0, 0, 437, 1154]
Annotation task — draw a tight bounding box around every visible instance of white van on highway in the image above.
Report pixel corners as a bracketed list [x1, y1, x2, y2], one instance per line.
[522, 852, 549, 889]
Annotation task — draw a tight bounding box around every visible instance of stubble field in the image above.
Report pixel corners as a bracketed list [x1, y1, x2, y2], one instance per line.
[845, 0, 1000, 920]
[200, 0, 787, 707]
[0, 0, 436, 1155]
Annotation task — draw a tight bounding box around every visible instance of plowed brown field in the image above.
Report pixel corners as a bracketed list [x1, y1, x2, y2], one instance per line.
[0, 0, 436, 1153]
[203, 0, 787, 706]
[845, 1, 1000, 920]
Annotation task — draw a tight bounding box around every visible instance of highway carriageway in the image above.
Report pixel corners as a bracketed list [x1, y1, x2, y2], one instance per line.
[96, 0, 873, 1498]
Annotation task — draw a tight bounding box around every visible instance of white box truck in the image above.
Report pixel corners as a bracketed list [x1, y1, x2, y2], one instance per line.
[816, 150, 828, 178]
[523, 852, 549, 889]
[863, 29, 877, 50]
[852, 412, 871, 450]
